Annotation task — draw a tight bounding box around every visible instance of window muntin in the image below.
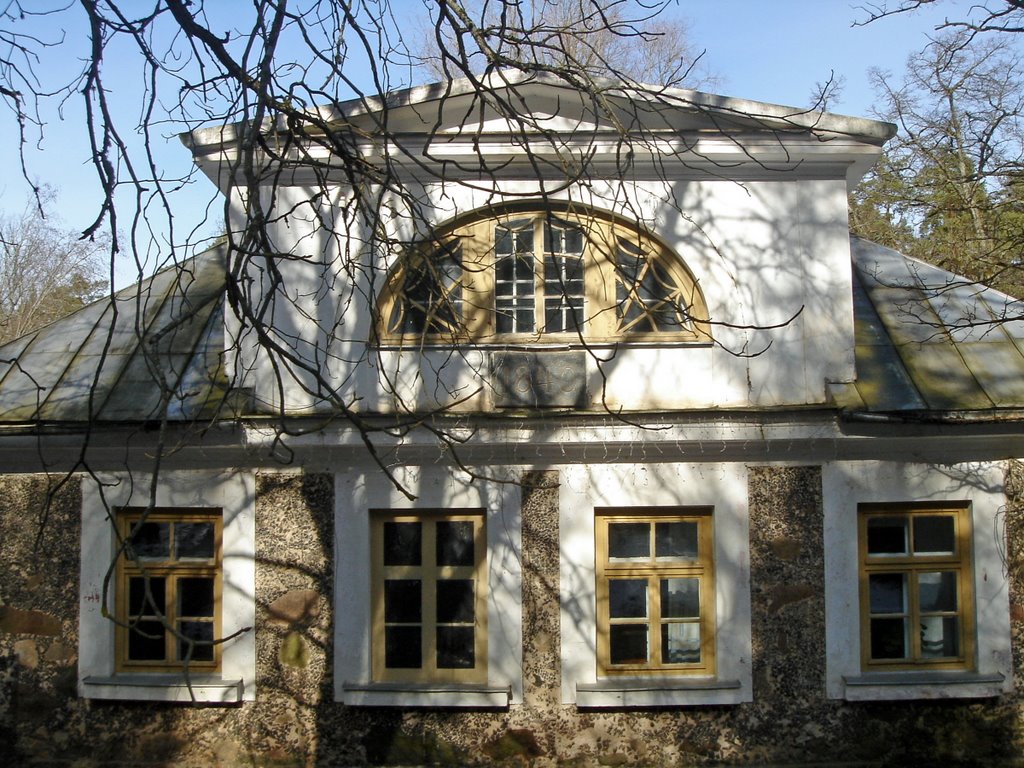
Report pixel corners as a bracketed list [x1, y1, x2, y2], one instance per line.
[115, 509, 222, 672]
[596, 509, 715, 676]
[859, 506, 975, 671]
[379, 210, 709, 344]
[371, 510, 487, 683]
[386, 241, 464, 338]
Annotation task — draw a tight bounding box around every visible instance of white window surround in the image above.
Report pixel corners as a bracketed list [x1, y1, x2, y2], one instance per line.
[334, 466, 522, 708]
[560, 463, 753, 708]
[78, 470, 256, 703]
[823, 460, 1013, 701]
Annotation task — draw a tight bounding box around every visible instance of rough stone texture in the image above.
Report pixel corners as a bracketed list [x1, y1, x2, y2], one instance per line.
[4, 465, 1024, 766]
[749, 466, 826, 708]
[1003, 460, 1024, 746]
[0, 476, 81, 766]
[520, 470, 561, 710]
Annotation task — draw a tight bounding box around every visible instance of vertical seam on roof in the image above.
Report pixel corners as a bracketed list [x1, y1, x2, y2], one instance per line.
[0, 333, 41, 404]
[851, 264, 926, 410]
[93, 267, 178, 421]
[38, 300, 119, 421]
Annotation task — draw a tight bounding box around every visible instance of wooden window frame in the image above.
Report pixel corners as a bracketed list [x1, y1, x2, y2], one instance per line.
[595, 507, 716, 677]
[377, 209, 710, 346]
[858, 504, 976, 672]
[370, 509, 488, 684]
[114, 507, 223, 673]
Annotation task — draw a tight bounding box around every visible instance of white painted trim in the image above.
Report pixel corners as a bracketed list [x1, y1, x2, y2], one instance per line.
[559, 462, 753, 706]
[80, 675, 244, 703]
[822, 460, 1014, 701]
[334, 465, 523, 707]
[842, 671, 1005, 701]
[77, 470, 257, 703]
[341, 682, 511, 708]
[575, 677, 743, 708]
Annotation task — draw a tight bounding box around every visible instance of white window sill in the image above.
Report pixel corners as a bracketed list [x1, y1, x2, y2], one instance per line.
[341, 681, 511, 708]
[842, 671, 1006, 701]
[576, 677, 744, 708]
[80, 675, 245, 704]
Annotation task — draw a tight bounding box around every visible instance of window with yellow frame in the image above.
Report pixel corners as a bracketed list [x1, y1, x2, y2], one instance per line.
[377, 209, 711, 345]
[595, 508, 716, 676]
[370, 509, 487, 684]
[115, 508, 222, 672]
[859, 504, 975, 671]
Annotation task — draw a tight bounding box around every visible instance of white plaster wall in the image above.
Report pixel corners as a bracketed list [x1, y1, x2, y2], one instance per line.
[78, 470, 257, 702]
[559, 462, 753, 704]
[224, 171, 855, 414]
[333, 465, 523, 705]
[822, 460, 1013, 700]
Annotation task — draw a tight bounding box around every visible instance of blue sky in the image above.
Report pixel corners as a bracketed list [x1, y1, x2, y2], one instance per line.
[682, 0, 978, 115]
[0, 0, 1001, 284]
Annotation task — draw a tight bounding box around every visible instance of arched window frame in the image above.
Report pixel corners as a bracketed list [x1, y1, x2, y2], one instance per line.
[377, 208, 711, 346]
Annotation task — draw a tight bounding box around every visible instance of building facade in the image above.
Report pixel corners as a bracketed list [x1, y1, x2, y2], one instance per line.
[3, 76, 1024, 765]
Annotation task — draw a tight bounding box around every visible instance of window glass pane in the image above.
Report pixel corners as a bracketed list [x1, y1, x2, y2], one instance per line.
[495, 254, 536, 334]
[494, 221, 537, 334]
[437, 626, 475, 669]
[608, 523, 649, 559]
[127, 522, 170, 559]
[918, 571, 958, 612]
[128, 620, 167, 661]
[177, 577, 215, 617]
[609, 579, 647, 618]
[383, 522, 421, 566]
[178, 620, 214, 662]
[866, 517, 908, 555]
[436, 579, 475, 623]
[544, 221, 584, 254]
[920, 616, 960, 658]
[614, 238, 688, 333]
[869, 573, 907, 614]
[436, 520, 474, 566]
[661, 578, 700, 618]
[913, 515, 956, 555]
[609, 625, 648, 664]
[176, 522, 215, 559]
[870, 617, 908, 659]
[655, 521, 698, 560]
[393, 245, 463, 336]
[543, 248, 584, 333]
[385, 626, 421, 668]
[384, 579, 422, 623]
[495, 221, 532, 255]
[662, 623, 701, 664]
[128, 576, 165, 616]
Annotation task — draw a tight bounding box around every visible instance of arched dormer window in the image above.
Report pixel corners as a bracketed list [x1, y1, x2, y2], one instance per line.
[378, 209, 710, 345]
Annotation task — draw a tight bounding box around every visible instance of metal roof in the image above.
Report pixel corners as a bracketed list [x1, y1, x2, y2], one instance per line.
[0, 237, 1022, 425]
[0, 245, 229, 423]
[839, 237, 1024, 416]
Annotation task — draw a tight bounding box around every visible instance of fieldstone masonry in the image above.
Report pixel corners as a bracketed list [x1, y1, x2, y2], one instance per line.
[3, 466, 1024, 765]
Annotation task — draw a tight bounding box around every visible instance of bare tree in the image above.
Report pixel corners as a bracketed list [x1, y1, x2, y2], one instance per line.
[0, 0, 825, 668]
[0, 188, 107, 343]
[857, 0, 1024, 35]
[413, 0, 718, 88]
[853, 31, 1024, 296]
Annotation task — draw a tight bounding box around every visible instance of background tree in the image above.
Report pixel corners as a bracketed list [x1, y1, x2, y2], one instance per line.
[850, 30, 1024, 296]
[415, 0, 717, 88]
[0, 189, 107, 344]
[858, 0, 1024, 36]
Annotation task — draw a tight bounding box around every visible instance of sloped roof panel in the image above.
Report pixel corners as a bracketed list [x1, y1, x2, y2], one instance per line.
[849, 237, 1024, 416]
[0, 246, 228, 424]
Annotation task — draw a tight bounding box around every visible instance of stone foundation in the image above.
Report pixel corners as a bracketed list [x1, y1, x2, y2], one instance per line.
[2, 466, 1022, 766]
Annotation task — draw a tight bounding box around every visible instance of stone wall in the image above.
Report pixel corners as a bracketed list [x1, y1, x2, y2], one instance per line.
[2, 466, 1024, 766]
